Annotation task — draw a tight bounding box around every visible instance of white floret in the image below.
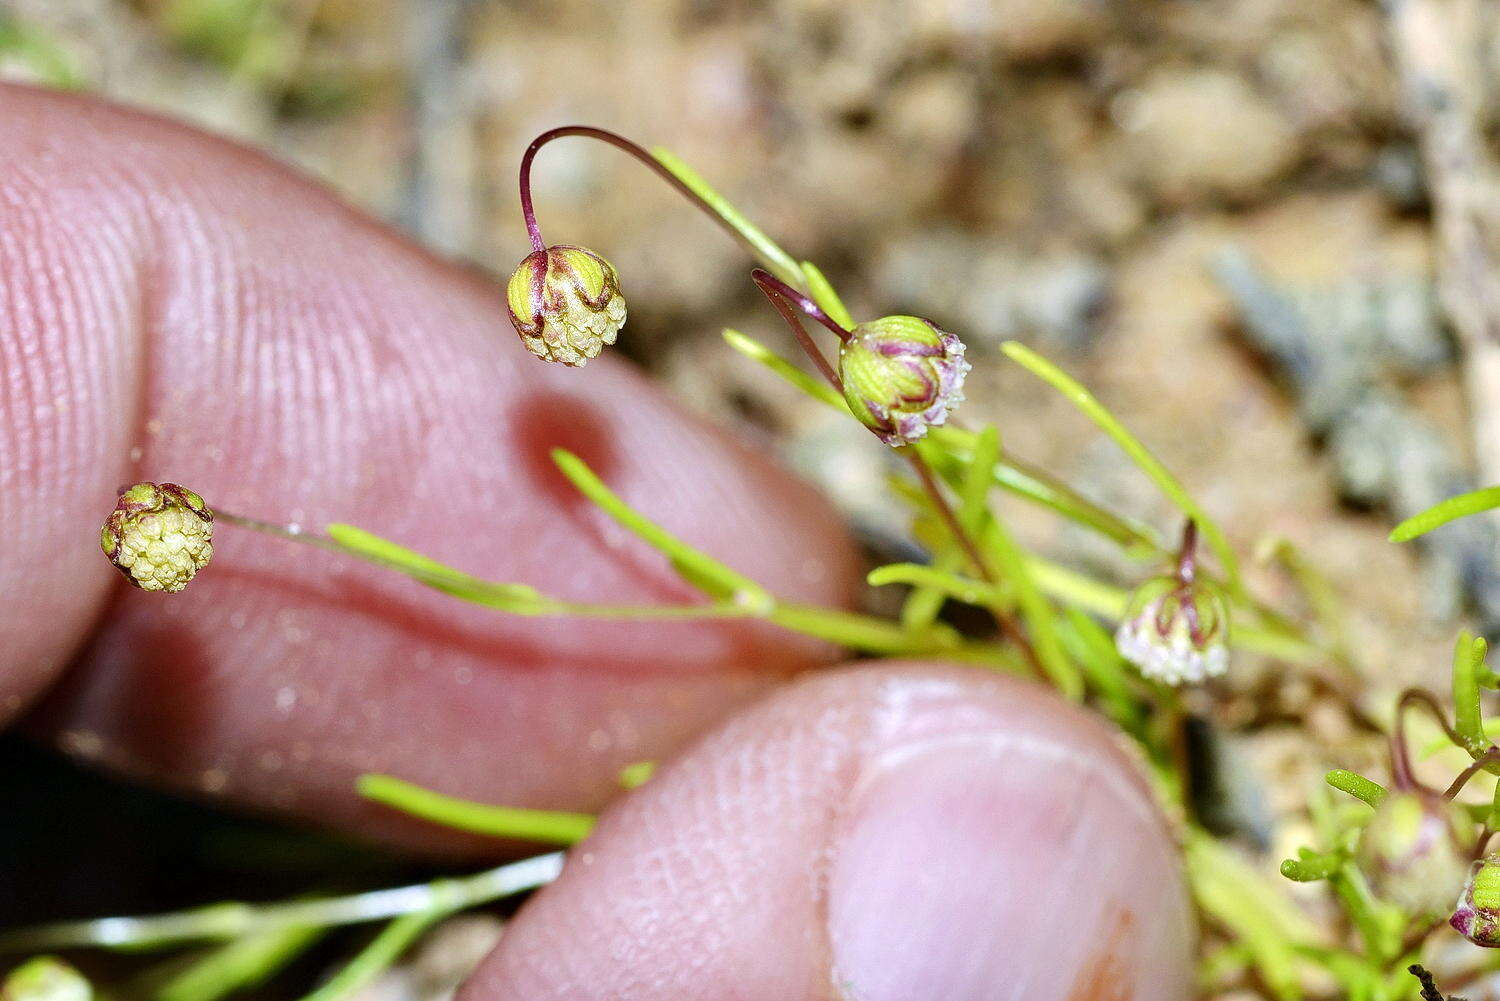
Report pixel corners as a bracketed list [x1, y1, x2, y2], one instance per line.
[1115, 607, 1229, 686]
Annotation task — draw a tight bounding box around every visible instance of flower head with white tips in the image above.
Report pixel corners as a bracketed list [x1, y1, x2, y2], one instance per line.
[1114, 521, 1230, 686]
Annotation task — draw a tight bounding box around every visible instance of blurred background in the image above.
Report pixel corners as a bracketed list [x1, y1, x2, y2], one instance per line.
[3, 0, 1499, 987]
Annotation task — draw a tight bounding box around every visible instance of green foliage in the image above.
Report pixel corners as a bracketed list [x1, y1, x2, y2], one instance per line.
[1390, 485, 1500, 542]
[156, 925, 327, 1001]
[1325, 770, 1388, 809]
[1000, 340, 1244, 596]
[651, 148, 803, 289]
[0, 958, 91, 1001]
[357, 775, 595, 845]
[0, 13, 82, 89]
[42, 133, 1500, 1001]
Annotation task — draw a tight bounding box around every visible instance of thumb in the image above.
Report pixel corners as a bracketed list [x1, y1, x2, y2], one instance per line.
[459, 664, 1193, 1001]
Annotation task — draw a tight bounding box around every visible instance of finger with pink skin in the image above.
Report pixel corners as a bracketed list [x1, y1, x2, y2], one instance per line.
[463, 664, 1193, 1001]
[0, 83, 859, 850]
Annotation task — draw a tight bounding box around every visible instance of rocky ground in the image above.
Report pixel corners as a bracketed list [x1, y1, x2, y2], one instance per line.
[5, 0, 1500, 997]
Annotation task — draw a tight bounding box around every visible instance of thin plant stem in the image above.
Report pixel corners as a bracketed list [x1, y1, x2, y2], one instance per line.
[743, 269, 998, 588]
[1392, 689, 1471, 796]
[741, 273, 1038, 668]
[517, 125, 793, 267]
[750, 270, 844, 390]
[0, 854, 564, 952]
[256, 492, 991, 659]
[903, 448, 994, 583]
[215, 510, 342, 553]
[155, 922, 327, 1001]
[1391, 690, 1425, 795]
[749, 269, 853, 342]
[297, 907, 446, 1001]
[1001, 340, 1244, 595]
[1403, 689, 1474, 761]
[904, 447, 1047, 678]
[1445, 746, 1500, 801]
[1177, 520, 1199, 584]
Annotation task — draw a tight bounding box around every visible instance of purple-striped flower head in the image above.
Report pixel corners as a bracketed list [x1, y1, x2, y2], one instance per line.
[506, 245, 626, 366]
[1452, 854, 1500, 946]
[837, 315, 969, 446]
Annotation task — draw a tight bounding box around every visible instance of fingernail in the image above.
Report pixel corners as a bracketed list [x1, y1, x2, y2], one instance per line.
[827, 733, 1193, 1001]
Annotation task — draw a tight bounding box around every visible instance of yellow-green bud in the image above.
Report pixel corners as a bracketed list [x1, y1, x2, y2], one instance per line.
[1452, 854, 1500, 946]
[100, 481, 214, 593]
[837, 316, 969, 446]
[505, 244, 626, 366]
[1356, 790, 1472, 916]
[1114, 574, 1230, 685]
[1, 959, 91, 1001]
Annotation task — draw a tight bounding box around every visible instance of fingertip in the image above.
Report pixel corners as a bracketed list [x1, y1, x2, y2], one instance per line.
[463, 663, 1193, 1001]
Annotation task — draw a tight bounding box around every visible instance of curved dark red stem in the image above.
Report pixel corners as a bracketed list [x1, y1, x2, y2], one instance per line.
[749, 271, 844, 391]
[749, 269, 852, 342]
[1392, 689, 1468, 795]
[746, 272, 1001, 595]
[518, 125, 778, 260]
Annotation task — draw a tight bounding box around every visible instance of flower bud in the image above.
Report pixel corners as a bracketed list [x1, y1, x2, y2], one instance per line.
[1356, 790, 1472, 916]
[100, 481, 214, 593]
[1113, 574, 1230, 685]
[1452, 854, 1500, 946]
[1, 958, 91, 1001]
[505, 244, 626, 366]
[837, 315, 969, 446]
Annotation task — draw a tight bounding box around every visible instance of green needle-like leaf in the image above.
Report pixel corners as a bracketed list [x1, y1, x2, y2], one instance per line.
[1454, 631, 1490, 755]
[1001, 341, 1242, 594]
[358, 775, 595, 845]
[651, 147, 803, 288]
[155, 923, 326, 1001]
[1187, 832, 1316, 1000]
[618, 761, 656, 789]
[326, 524, 547, 610]
[551, 448, 773, 608]
[295, 909, 443, 1001]
[1389, 485, 1500, 542]
[800, 261, 855, 330]
[1324, 770, 1387, 808]
[722, 328, 845, 409]
[1279, 851, 1342, 883]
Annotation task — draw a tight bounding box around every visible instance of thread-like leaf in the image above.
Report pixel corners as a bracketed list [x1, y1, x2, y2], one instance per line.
[1390, 485, 1500, 542]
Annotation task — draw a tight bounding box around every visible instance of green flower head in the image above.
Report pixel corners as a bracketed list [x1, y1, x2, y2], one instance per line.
[838, 315, 969, 447]
[1356, 790, 1472, 916]
[506, 244, 627, 366]
[1, 958, 91, 1001]
[1452, 854, 1500, 946]
[100, 481, 214, 593]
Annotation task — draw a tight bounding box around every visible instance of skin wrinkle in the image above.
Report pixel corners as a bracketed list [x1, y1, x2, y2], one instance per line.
[0, 138, 156, 715]
[467, 666, 1190, 1000]
[1, 86, 1195, 1001]
[1, 85, 861, 850]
